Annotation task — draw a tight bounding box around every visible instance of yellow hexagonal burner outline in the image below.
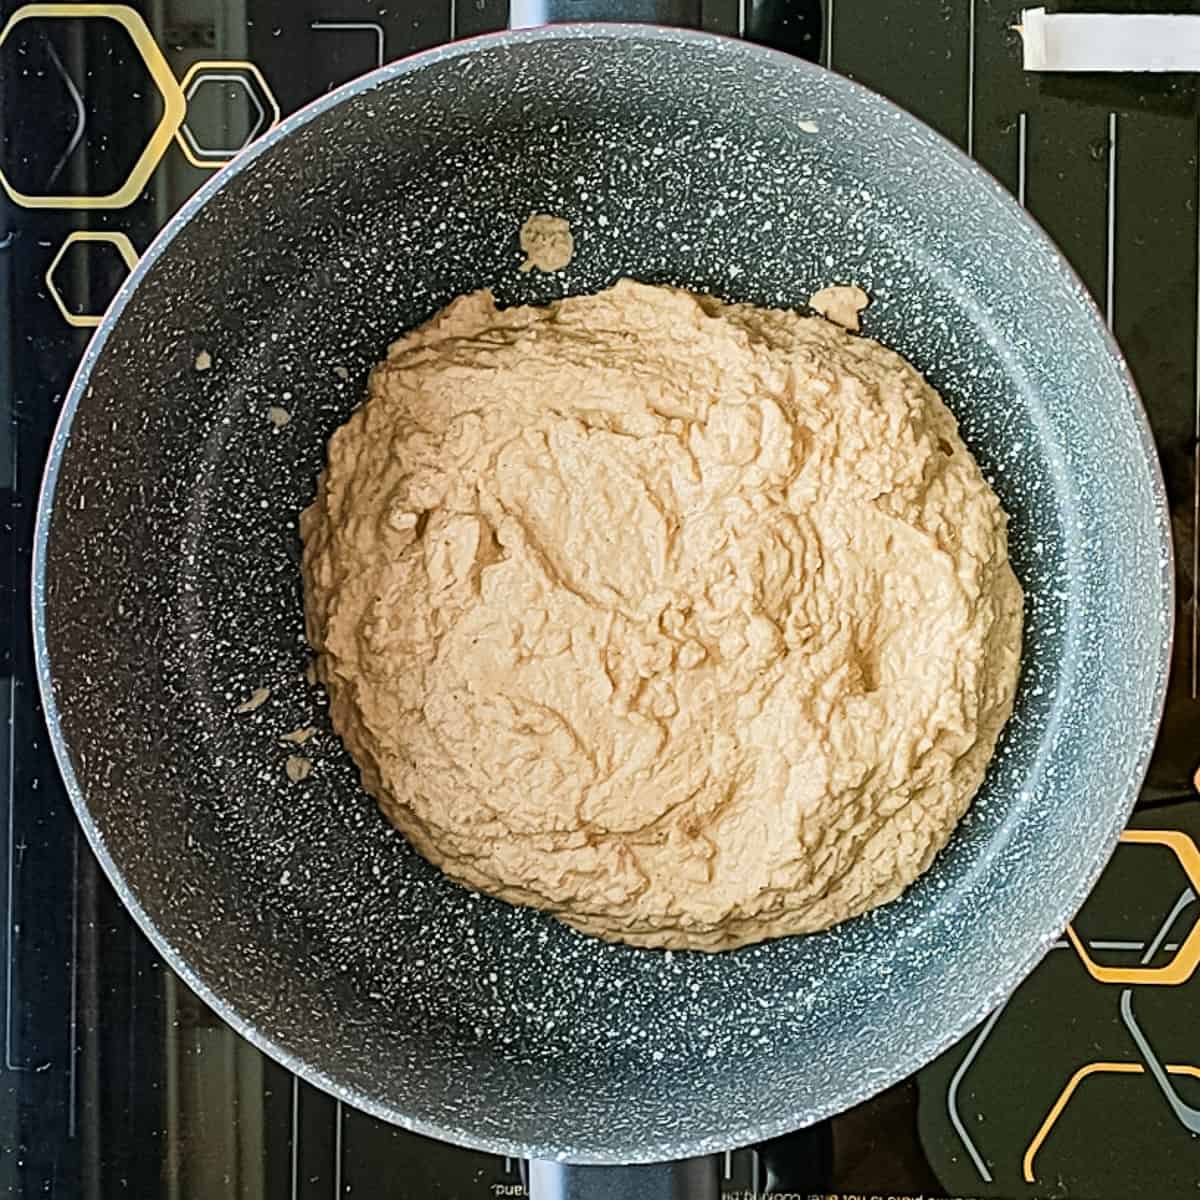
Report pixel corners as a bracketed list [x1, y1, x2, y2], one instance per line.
[1065, 829, 1200, 986]
[1023, 1060, 1200, 1183]
[0, 4, 186, 209]
[46, 230, 138, 327]
[173, 60, 281, 171]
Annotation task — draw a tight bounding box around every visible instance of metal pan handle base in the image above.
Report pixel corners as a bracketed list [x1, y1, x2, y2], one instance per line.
[509, 1, 702, 28]
[528, 1156, 721, 1199]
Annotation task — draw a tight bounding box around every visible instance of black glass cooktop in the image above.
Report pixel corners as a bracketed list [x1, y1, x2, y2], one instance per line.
[1, 2, 1197, 1197]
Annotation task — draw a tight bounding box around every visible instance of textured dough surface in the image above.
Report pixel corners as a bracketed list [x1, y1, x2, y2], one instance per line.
[300, 280, 1023, 951]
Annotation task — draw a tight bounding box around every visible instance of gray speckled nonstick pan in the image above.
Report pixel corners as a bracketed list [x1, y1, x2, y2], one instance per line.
[33, 22, 1172, 1200]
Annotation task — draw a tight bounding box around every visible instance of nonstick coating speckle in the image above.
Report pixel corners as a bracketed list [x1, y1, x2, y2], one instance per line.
[34, 27, 1171, 1164]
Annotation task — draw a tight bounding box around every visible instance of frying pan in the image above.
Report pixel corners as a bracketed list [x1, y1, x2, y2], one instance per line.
[33, 19, 1173, 1200]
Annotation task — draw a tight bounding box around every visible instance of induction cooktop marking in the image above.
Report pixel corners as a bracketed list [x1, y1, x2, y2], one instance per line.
[1118, 889, 1200, 1133]
[42, 40, 85, 189]
[1023, 1061, 1200, 1183]
[1192, 440, 1198, 699]
[0, 4, 185, 209]
[309, 21, 386, 68]
[966, 0, 976, 157]
[945, 1005, 1002, 1183]
[179, 73, 266, 160]
[4, 681, 21, 1072]
[1089, 939, 1181, 952]
[948, 920, 1186, 1182]
[1066, 831, 1200, 985]
[333, 1099, 343, 1200]
[67, 824, 79, 1134]
[1017, 113, 1027, 208]
[1193, 128, 1199, 700]
[44, 231, 138, 328]
[1120, 994, 1200, 1133]
[1025, 890, 1200, 1182]
[173, 61, 281, 171]
[290, 1073, 299, 1200]
[1105, 112, 1118, 329]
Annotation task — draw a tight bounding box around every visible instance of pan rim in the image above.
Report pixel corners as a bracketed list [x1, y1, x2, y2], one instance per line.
[31, 21, 1175, 1164]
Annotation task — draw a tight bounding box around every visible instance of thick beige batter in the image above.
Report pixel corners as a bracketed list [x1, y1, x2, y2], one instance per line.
[301, 280, 1023, 951]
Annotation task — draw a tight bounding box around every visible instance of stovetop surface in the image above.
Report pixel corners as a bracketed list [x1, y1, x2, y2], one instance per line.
[1, 2, 1197, 1198]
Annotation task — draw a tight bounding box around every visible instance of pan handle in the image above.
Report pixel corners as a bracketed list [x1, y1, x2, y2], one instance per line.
[527, 1156, 721, 1199]
[509, 1, 702, 28]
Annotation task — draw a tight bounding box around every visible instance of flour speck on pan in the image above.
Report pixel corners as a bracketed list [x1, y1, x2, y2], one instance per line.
[809, 284, 869, 331]
[285, 755, 313, 783]
[235, 685, 270, 713]
[518, 213, 574, 273]
[300, 278, 1023, 952]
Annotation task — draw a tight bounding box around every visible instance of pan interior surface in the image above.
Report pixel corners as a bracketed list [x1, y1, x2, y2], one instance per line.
[35, 29, 1172, 1162]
